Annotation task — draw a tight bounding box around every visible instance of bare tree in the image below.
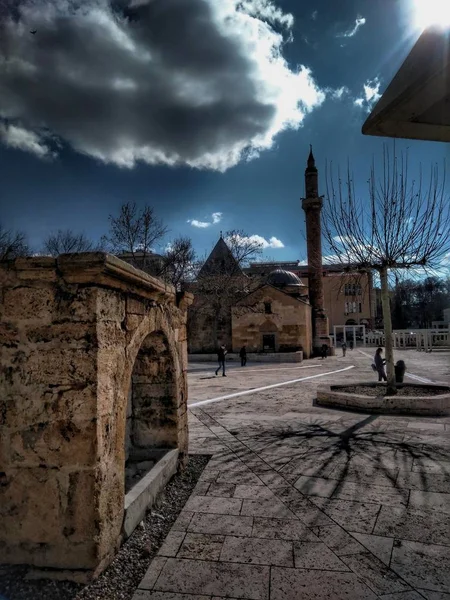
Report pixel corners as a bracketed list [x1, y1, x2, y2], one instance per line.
[104, 202, 168, 269]
[158, 236, 197, 289]
[43, 229, 99, 256]
[188, 233, 263, 351]
[0, 223, 29, 260]
[224, 229, 264, 269]
[323, 147, 450, 394]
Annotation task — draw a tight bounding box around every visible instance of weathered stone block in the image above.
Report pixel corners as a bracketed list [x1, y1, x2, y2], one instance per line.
[96, 288, 125, 322]
[2, 287, 55, 321]
[9, 419, 96, 468]
[27, 322, 97, 348]
[0, 468, 63, 545]
[27, 348, 97, 386]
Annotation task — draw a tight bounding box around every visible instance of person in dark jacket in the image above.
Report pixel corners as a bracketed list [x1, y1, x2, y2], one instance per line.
[239, 345, 247, 367]
[341, 341, 347, 357]
[215, 344, 227, 377]
[374, 347, 387, 381]
[321, 344, 328, 359]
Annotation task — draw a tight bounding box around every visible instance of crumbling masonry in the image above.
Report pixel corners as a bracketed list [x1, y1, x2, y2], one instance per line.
[0, 253, 192, 579]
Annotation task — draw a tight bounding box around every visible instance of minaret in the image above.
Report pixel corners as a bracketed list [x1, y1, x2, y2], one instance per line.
[301, 147, 331, 354]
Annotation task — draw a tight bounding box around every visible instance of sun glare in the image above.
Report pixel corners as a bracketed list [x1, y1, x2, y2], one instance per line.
[413, 0, 450, 30]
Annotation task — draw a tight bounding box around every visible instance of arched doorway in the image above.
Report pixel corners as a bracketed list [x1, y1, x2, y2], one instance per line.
[125, 330, 178, 477]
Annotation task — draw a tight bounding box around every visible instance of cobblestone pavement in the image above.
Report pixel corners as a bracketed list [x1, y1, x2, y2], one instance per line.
[134, 349, 450, 599]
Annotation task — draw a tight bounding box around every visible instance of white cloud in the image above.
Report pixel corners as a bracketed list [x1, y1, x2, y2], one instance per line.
[311, 10, 318, 20]
[188, 219, 211, 229]
[229, 233, 284, 249]
[188, 212, 223, 228]
[337, 16, 366, 38]
[330, 86, 350, 100]
[353, 77, 381, 111]
[0, 0, 326, 171]
[0, 123, 53, 158]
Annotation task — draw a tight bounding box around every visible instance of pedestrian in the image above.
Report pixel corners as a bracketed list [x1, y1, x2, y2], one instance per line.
[321, 344, 328, 359]
[349, 339, 354, 350]
[341, 341, 347, 357]
[215, 344, 227, 377]
[374, 347, 387, 382]
[239, 345, 247, 367]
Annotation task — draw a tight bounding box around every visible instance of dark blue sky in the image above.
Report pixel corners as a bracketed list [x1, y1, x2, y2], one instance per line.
[0, 0, 448, 260]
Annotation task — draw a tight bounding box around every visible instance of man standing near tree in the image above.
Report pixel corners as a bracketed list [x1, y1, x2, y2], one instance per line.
[215, 344, 227, 377]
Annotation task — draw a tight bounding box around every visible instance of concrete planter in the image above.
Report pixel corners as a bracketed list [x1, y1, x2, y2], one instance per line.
[316, 382, 450, 416]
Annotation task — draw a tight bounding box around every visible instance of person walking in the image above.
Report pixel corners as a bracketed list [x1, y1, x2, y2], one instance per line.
[341, 341, 347, 357]
[239, 345, 247, 367]
[215, 344, 227, 377]
[349, 339, 354, 350]
[321, 344, 328, 359]
[374, 347, 387, 382]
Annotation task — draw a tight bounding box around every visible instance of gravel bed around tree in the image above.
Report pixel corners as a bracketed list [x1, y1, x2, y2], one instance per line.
[338, 385, 449, 397]
[0, 454, 210, 600]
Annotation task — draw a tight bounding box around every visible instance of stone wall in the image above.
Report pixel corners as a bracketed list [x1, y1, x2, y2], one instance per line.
[0, 253, 192, 579]
[231, 285, 312, 358]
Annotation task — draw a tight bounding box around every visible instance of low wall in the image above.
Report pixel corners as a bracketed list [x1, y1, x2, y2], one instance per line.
[189, 351, 303, 363]
[316, 382, 450, 416]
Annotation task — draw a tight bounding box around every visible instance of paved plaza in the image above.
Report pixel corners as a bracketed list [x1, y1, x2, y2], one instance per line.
[135, 349, 450, 599]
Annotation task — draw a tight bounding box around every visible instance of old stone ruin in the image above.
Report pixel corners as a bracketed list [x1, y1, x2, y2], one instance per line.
[0, 253, 192, 580]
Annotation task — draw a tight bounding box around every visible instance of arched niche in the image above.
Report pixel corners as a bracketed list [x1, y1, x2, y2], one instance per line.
[125, 329, 178, 468]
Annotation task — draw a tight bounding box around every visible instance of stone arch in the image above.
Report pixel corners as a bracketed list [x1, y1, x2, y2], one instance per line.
[125, 327, 179, 466]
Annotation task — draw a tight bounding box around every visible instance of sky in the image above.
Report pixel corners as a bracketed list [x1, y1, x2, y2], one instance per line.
[0, 0, 449, 262]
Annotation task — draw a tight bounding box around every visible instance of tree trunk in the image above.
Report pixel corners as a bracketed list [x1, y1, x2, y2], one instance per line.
[380, 267, 396, 395]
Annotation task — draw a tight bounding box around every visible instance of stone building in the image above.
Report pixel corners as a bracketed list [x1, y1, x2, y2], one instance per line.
[245, 263, 375, 332]
[188, 149, 375, 356]
[187, 237, 248, 353]
[232, 269, 312, 357]
[0, 253, 192, 580]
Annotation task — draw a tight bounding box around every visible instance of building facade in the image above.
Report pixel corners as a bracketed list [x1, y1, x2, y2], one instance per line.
[187, 150, 375, 355]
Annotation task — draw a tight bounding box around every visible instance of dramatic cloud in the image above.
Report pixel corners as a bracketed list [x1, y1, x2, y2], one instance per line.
[188, 212, 223, 228]
[337, 16, 366, 38]
[0, 0, 326, 171]
[354, 77, 382, 111]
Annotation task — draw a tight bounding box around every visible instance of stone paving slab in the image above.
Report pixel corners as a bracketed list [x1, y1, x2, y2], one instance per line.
[270, 568, 378, 599]
[220, 536, 294, 566]
[374, 505, 450, 546]
[153, 558, 270, 600]
[137, 353, 450, 598]
[187, 513, 254, 537]
[293, 541, 350, 570]
[251, 517, 319, 541]
[177, 533, 225, 561]
[391, 540, 450, 593]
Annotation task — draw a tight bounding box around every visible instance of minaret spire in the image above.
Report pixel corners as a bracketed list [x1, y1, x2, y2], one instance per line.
[301, 146, 331, 355]
[307, 145, 316, 170]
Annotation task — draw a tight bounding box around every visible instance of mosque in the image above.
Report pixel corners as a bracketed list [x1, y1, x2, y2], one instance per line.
[187, 149, 375, 357]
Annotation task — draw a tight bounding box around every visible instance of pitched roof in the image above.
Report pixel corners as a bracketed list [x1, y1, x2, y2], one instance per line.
[198, 237, 243, 278]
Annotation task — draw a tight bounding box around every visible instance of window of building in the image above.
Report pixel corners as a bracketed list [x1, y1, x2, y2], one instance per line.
[345, 283, 362, 296]
[358, 302, 362, 313]
[264, 302, 272, 314]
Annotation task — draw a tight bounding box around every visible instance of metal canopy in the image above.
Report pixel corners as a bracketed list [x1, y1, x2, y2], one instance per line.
[362, 28, 450, 142]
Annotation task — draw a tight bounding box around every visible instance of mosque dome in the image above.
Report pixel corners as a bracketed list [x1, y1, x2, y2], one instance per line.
[267, 268, 304, 288]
